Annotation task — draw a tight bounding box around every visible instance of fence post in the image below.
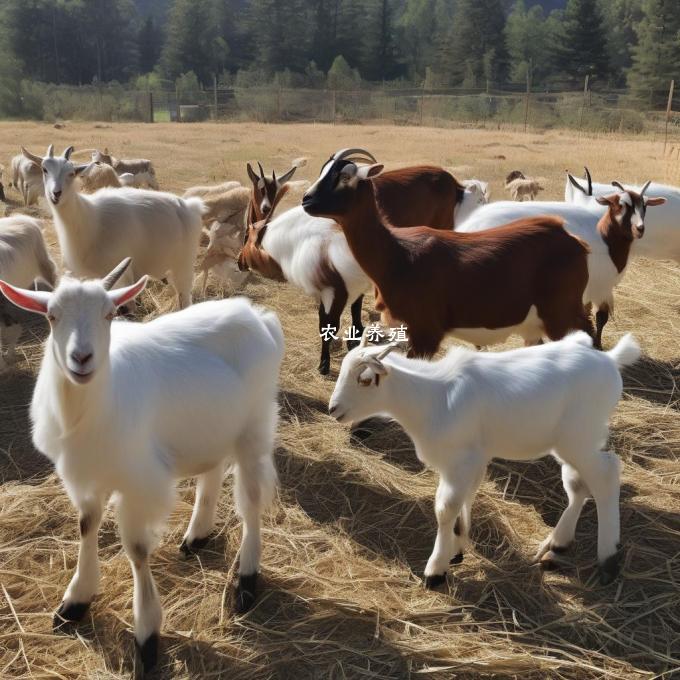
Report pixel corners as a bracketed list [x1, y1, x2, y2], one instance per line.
[277, 87, 282, 120]
[523, 70, 531, 133]
[578, 74, 589, 139]
[148, 91, 154, 123]
[213, 74, 218, 120]
[664, 79, 675, 154]
[420, 84, 425, 126]
[332, 89, 336, 124]
[176, 84, 181, 123]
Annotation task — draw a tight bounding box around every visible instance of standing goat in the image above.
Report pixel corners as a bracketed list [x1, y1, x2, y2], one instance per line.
[302, 150, 593, 356]
[239, 150, 477, 373]
[458, 181, 665, 348]
[24, 145, 203, 310]
[0, 258, 284, 673]
[329, 331, 639, 587]
[0, 216, 57, 369]
[565, 167, 680, 263]
[11, 150, 44, 206]
[92, 148, 159, 190]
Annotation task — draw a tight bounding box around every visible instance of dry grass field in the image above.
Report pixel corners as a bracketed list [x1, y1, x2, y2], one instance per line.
[0, 121, 678, 679]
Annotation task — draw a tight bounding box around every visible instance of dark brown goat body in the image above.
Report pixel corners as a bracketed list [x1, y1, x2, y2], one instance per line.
[339, 181, 592, 356]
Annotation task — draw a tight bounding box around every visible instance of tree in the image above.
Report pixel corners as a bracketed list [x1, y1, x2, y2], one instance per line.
[627, 0, 680, 106]
[554, 0, 610, 83]
[138, 16, 163, 74]
[506, 1, 553, 84]
[597, 0, 643, 86]
[362, 0, 400, 81]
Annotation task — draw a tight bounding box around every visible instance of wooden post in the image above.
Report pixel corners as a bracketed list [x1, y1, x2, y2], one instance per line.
[148, 91, 154, 123]
[176, 84, 181, 123]
[664, 79, 675, 154]
[523, 68, 531, 133]
[277, 87, 282, 119]
[420, 83, 425, 126]
[213, 74, 218, 120]
[578, 74, 589, 139]
[331, 89, 336, 124]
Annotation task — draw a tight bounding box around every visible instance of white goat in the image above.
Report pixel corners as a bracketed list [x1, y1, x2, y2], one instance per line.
[11, 151, 44, 206]
[0, 216, 57, 369]
[78, 162, 135, 193]
[92, 148, 159, 190]
[506, 177, 544, 201]
[201, 186, 251, 225]
[565, 169, 680, 263]
[183, 180, 242, 199]
[457, 183, 665, 348]
[455, 179, 490, 224]
[330, 331, 640, 587]
[0, 258, 284, 673]
[24, 145, 203, 309]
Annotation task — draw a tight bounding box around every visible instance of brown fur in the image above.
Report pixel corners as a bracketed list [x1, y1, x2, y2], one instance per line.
[596, 191, 644, 273]
[338, 181, 592, 357]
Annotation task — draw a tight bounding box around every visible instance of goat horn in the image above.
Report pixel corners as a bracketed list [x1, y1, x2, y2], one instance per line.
[584, 167, 592, 195]
[332, 148, 378, 164]
[257, 161, 265, 180]
[63, 146, 74, 160]
[359, 328, 371, 348]
[376, 342, 399, 361]
[567, 173, 587, 195]
[102, 257, 132, 290]
[611, 181, 626, 192]
[640, 180, 651, 197]
[47, 144, 54, 158]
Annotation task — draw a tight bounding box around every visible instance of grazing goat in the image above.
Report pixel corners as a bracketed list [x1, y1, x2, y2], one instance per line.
[329, 331, 639, 587]
[239, 150, 475, 373]
[11, 150, 44, 206]
[0, 258, 284, 673]
[506, 176, 544, 201]
[302, 150, 593, 356]
[183, 180, 242, 199]
[0, 216, 57, 369]
[92, 147, 159, 189]
[78, 162, 135, 193]
[458, 181, 665, 348]
[24, 145, 203, 310]
[565, 167, 680, 263]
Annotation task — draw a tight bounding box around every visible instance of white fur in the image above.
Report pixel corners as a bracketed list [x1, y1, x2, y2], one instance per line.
[40, 148, 203, 309]
[15, 276, 283, 651]
[11, 153, 43, 206]
[78, 162, 124, 193]
[330, 332, 640, 581]
[506, 177, 544, 201]
[92, 149, 159, 189]
[183, 180, 242, 199]
[565, 175, 680, 262]
[455, 179, 490, 224]
[0, 216, 57, 369]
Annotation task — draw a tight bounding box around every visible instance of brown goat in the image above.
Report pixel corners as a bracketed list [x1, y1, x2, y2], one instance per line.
[302, 153, 593, 356]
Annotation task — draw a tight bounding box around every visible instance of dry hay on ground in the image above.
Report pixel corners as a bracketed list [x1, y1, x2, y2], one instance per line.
[0, 122, 678, 679]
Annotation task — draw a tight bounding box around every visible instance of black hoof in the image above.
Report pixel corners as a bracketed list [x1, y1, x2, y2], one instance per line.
[179, 535, 210, 556]
[599, 551, 621, 586]
[53, 601, 90, 630]
[136, 632, 159, 673]
[424, 573, 447, 589]
[318, 359, 330, 375]
[235, 573, 258, 614]
[450, 552, 463, 565]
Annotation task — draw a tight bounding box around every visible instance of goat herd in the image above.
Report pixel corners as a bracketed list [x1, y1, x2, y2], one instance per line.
[0, 144, 678, 673]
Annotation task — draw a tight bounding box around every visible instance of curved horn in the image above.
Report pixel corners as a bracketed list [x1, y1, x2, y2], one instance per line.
[257, 161, 265, 180]
[332, 148, 378, 164]
[359, 327, 371, 348]
[611, 181, 626, 192]
[63, 146, 74, 160]
[584, 166, 592, 195]
[567, 173, 587, 194]
[640, 180, 651, 197]
[47, 144, 54, 158]
[102, 257, 132, 291]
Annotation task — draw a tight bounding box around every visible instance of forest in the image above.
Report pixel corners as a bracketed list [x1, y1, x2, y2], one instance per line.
[0, 0, 678, 117]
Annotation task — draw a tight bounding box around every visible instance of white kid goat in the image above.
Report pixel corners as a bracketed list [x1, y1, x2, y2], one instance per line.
[329, 331, 640, 588]
[0, 258, 284, 673]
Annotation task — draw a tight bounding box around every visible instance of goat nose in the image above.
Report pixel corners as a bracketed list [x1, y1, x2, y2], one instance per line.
[329, 404, 337, 415]
[53, 190, 62, 198]
[70, 350, 92, 366]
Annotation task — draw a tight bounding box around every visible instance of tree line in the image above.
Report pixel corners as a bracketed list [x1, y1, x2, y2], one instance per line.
[0, 0, 678, 116]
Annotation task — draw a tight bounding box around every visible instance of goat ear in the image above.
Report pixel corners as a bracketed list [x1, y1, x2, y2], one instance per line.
[645, 197, 666, 206]
[108, 276, 148, 308]
[63, 146, 74, 160]
[74, 163, 91, 176]
[596, 196, 612, 206]
[356, 163, 384, 180]
[278, 166, 297, 185]
[0, 281, 50, 314]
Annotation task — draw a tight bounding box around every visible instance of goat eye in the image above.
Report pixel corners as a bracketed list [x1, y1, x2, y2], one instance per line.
[47, 313, 56, 323]
[42, 168, 47, 174]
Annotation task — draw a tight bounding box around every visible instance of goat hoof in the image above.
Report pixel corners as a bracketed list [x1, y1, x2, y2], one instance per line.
[450, 553, 463, 565]
[53, 601, 90, 630]
[235, 573, 258, 614]
[424, 573, 447, 589]
[318, 359, 330, 375]
[136, 632, 159, 673]
[180, 535, 210, 556]
[598, 552, 621, 586]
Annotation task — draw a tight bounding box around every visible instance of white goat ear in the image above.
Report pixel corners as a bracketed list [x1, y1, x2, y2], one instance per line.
[0, 280, 51, 314]
[108, 276, 148, 308]
[357, 366, 375, 386]
[356, 163, 384, 180]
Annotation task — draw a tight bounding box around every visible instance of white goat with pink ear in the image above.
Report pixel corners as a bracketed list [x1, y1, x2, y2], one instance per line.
[329, 331, 640, 588]
[0, 258, 284, 673]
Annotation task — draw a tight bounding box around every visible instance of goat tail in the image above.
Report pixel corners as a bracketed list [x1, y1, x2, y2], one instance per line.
[607, 333, 641, 369]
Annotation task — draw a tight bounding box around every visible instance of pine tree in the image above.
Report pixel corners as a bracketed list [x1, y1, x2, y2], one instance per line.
[362, 0, 400, 81]
[598, 0, 642, 85]
[627, 0, 680, 106]
[138, 16, 163, 74]
[506, 1, 552, 84]
[554, 0, 610, 83]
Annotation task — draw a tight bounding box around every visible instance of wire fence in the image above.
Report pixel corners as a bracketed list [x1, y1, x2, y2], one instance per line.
[17, 82, 680, 144]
